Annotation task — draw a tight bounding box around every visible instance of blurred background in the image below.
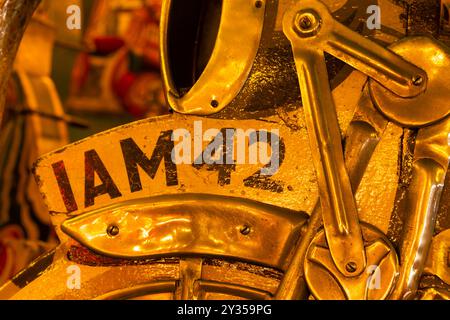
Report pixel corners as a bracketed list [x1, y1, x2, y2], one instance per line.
[50, 0, 167, 140]
[0, 0, 167, 285]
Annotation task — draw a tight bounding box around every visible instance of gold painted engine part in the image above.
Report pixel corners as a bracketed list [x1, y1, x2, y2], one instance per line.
[161, 0, 265, 115]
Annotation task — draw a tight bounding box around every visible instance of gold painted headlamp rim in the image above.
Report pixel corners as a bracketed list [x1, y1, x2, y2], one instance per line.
[160, 0, 266, 115]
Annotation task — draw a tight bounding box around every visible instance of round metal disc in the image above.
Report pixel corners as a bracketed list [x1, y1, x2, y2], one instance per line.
[304, 222, 399, 300]
[369, 36, 450, 128]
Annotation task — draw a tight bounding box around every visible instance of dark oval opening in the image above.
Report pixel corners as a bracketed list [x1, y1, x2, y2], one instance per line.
[167, 0, 223, 96]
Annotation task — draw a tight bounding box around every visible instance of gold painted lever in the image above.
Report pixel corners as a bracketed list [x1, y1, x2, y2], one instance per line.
[281, 41, 367, 276]
[283, 0, 427, 98]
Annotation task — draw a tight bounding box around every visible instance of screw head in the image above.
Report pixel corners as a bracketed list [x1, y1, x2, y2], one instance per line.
[240, 225, 251, 235]
[345, 261, 358, 273]
[107, 224, 120, 237]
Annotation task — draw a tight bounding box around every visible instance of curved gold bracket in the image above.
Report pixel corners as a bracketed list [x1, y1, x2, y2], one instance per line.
[61, 194, 308, 270]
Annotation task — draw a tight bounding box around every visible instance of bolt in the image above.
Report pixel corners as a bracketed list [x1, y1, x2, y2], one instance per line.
[255, 0, 263, 8]
[345, 261, 358, 273]
[107, 224, 120, 237]
[240, 225, 251, 235]
[294, 10, 321, 37]
[412, 75, 423, 86]
[299, 16, 313, 30]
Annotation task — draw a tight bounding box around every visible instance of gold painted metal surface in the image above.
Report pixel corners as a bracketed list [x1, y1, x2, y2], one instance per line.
[0, 244, 283, 300]
[282, 0, 427, 99]
[275, 86, 393, 299]
[1, 0, 450, 301]
[161, 0, 265, 115]
[304, 223, 398, 300]
[196, 280, 271, 300]
[22, 91, 406, 300]
[356, 122, 403, 234]
[370, 37, 450, 127]
[178, 258, 203, 300]
[420, 288, 450, 300]
[283, 4, 367, 277]
[278, 0, 450, 300]
[94, 281, 177, 300]
[61, 195, 307, 269]
[424, 229, 450, 286]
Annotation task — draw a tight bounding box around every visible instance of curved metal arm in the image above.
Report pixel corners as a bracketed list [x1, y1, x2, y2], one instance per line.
[275, 86, 388, 299]
[282, 43, 367, 276]
[283, 0, 427, 98]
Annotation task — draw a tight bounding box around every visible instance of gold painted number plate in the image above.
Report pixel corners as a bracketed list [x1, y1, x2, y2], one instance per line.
[34, 114, 319, 219]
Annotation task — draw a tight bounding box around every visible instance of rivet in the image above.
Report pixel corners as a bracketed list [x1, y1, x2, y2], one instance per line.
[211, 99, 219, 108]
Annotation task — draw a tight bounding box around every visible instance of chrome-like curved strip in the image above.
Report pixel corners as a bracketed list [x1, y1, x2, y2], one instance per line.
[61, 194, 307, 270]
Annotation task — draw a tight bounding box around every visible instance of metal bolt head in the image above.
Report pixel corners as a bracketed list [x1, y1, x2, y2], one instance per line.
[107, 224, 120, 237]
[299, 16, 313, 29]
[294, 10, 321, 37]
